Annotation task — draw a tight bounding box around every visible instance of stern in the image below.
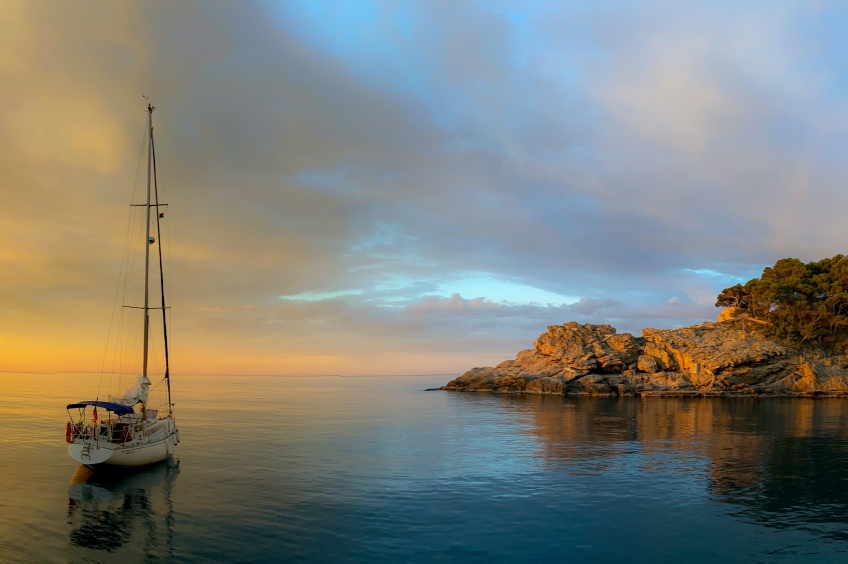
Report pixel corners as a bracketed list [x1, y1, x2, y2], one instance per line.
[68, 441, 114, 465]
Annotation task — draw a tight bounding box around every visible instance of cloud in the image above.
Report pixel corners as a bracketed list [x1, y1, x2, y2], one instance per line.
[2, 0, 848, 374]
[405, 293, 501, 314]
[568, 297, 621, 316]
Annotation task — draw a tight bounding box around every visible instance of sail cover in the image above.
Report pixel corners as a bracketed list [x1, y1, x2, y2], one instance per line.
[109, 375, 152, 407]
[66, 400, 134, 415]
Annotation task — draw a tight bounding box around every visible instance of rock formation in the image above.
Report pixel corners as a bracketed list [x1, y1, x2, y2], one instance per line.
[442, 312, 848, 397]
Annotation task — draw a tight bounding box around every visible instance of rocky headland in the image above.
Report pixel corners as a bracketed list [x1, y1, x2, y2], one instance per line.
[442, 310, 848, 397]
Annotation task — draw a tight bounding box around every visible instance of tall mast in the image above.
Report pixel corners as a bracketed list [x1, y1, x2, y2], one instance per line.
[142, 104, 153, 378]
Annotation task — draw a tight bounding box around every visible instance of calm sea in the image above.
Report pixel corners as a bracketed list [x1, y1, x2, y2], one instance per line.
[2, 372, 848, 563]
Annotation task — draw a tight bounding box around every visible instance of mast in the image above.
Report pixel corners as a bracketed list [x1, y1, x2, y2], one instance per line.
[142, 104, 153, 379]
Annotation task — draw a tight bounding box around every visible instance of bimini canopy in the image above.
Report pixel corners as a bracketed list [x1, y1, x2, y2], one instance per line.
[66, 400, 134, 415]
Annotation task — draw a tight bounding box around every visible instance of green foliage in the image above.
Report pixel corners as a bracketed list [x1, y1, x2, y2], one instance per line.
[716, 255, 848, 351]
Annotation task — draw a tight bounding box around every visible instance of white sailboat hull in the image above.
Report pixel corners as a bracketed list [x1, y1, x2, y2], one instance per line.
[68, 418, 179, 468]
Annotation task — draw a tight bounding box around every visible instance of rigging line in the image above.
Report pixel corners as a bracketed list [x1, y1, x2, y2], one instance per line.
[115, 211, 144, 388]
[161, 141, 174, 385]
[114, 143, 148, 379]
[151, 113, 173, 415]
[113, 129, 148, 391]
[108, 307, 125, 387]
[150, 121, 174, 355]
[99, 118, 149, 400]
[126, 312, 144, 377]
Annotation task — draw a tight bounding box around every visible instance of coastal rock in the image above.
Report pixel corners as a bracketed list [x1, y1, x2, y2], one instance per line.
[443, 319, 848, 397]
[533, 322, 640, 374]
[637, 354, 660, 373]
[716, 307, 736, 322]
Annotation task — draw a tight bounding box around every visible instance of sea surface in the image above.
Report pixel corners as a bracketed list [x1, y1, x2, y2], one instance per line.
[2, 372, 848, 563]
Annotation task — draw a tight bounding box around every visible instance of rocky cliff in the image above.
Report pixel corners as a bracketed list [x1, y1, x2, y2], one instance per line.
[442, 313, 848, 397]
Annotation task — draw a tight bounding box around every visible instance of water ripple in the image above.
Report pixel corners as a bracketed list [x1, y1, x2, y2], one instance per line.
[2, 375, 848, 561]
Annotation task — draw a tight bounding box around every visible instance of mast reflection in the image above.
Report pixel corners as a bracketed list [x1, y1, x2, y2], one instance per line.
[67, 458, 179, 555]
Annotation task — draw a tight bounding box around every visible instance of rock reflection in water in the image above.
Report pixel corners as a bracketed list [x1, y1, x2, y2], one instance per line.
[67, 458, 179, 556]
[506, 395, 848, 537]
[663, 399, 848, 539]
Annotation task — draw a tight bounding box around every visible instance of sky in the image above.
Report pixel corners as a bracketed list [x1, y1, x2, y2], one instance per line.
[2, 0, 848, 376]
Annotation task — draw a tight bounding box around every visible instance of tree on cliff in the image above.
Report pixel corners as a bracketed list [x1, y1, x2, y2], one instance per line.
[715, 284, 750, 309]
[716, 255, 848, 351]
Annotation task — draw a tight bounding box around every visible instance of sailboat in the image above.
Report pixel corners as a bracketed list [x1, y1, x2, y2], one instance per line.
[66, 103, 180, 467]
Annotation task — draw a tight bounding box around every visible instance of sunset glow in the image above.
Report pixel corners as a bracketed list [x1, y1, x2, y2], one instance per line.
[3, 1, 848, 375]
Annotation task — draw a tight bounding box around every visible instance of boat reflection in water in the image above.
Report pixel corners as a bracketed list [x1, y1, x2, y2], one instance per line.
[67, 458, 179, 555]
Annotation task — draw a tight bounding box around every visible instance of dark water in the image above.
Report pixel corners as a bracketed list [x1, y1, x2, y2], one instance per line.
[2, 373, 848, 562]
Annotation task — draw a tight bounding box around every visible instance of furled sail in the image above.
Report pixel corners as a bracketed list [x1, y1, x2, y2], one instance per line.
[109, 375, 152, 407]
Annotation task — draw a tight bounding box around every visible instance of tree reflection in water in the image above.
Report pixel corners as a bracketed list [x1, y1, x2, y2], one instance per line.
[711, 434, 848, 541]
[67, 458, 179, 555]
[498, 394, 848, 539]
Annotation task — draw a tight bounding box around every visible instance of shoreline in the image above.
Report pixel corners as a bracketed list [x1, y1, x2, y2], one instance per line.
[432, 387, 848, 398]
[440, 318, 848, 398]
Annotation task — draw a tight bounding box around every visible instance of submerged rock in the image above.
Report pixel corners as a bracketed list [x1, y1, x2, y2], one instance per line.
[443, 317, 848, 397]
